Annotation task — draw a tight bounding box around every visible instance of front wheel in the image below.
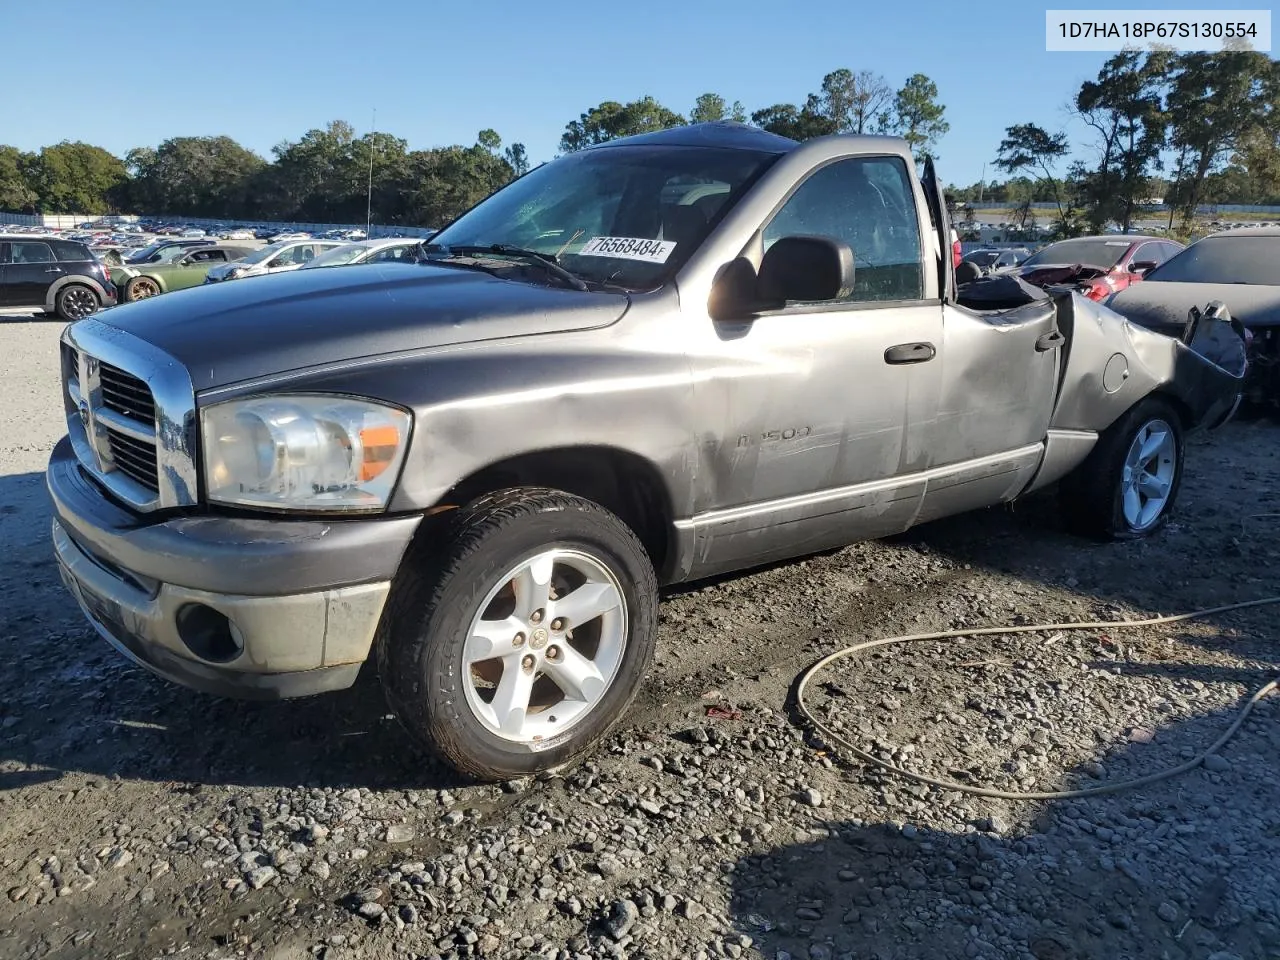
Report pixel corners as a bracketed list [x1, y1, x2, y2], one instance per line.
[1060, 397, 1185, 540]
[378, 488, 658, 781]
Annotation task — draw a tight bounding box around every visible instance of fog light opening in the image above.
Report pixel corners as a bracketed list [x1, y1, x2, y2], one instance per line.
[176, 604, 243, 663]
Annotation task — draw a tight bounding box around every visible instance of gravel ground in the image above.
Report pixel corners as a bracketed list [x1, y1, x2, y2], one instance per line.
[2, 308, 1279, 960]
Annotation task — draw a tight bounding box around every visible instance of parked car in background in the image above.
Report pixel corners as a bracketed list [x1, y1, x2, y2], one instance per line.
[961, 248, 1027, 275]
[268, 231, 312, 244]
[1016, 235, 1183, 302]
[299, 238, 424, 269]
[110, 245, 256, 301]
[124, 238, 216, 265]
[203, 238, 344, 282]
[1107, 228, 1280, 411]
[0, 235, 116, 320]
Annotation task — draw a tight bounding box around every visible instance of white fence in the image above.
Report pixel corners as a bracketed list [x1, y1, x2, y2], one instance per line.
[964, 201, 1280, 214]
[0, 211, 436, 238]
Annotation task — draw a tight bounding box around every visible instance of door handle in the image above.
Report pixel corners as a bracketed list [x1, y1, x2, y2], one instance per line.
[1035, 331, 1065, 351]
[44, 267, 63, 273]
[884, 341, 936, 364]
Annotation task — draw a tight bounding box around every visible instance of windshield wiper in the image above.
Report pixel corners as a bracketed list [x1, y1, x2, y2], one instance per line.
[423, 243, 589, 292]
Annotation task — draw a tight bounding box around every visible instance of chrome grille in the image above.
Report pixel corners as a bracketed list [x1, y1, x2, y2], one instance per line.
[99, 362, 156, 423]
[105, 426, 159, 492]
[60, 318, 199, 513]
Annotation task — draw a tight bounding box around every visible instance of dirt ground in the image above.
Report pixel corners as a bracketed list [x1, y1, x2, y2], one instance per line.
[1, 309, 1279, 960]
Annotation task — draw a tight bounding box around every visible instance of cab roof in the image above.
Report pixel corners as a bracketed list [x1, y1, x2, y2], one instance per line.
[591, 121, 913, 159]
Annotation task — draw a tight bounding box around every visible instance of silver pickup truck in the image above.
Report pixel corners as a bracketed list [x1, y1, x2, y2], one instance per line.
[48, 122, 1243, 781]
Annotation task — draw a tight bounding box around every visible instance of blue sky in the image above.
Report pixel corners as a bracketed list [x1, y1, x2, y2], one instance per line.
[1, 0, 1244, 184]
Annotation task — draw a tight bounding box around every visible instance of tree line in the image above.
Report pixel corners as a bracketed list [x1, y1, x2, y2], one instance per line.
[0, 52, 1275, 236]
[974, 47, 1278, 237]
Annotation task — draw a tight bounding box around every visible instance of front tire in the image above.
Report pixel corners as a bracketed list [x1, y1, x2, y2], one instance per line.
[378, 488, 658, 781]
[55, 284, 100, 322]
[1060, 397, 1184, 540]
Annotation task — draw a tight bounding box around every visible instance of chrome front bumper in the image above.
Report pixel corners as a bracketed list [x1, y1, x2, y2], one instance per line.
[48, 436, 422, 700]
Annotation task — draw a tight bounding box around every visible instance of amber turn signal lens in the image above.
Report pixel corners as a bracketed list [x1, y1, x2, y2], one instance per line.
[359, 425, 400, 481]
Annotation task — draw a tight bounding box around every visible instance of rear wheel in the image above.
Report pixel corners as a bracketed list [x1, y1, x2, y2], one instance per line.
[378, 488, 658, 781]
[1061, 396, 1184, 540]
[126, 276, 161, 301]
[55, 284, 100, 322]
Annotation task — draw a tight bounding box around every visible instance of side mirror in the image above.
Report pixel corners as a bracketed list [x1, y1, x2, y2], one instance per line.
[756, 235, 855, 306]
[1130, 260, 1157, 276]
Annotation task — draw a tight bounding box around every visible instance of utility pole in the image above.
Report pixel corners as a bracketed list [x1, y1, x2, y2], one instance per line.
[978, 162, 987, 205]
[366, 108, 376, 238]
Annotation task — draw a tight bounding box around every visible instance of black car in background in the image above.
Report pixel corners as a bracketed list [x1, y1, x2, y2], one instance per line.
[1107, 228, 1280, 410]
[0, 236, 117, 320]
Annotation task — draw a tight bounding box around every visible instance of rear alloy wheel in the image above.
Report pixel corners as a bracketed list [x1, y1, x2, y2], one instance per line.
[55, 284, 100, 322]
[378, 488, 658, 781]
[1061, 396, 1185, 540]
[126, 276, 161, 301]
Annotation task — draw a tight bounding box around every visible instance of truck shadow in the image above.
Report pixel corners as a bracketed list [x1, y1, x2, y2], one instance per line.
[728, 674, 1280, 960]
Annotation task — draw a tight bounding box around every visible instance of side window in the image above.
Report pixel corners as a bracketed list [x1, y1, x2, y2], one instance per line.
[273, 245, 303, 265]
[11, 241, 55, 264]
[1129, 242, 1160, 268]
[51, 240, 90, 262]
[1160, 241, 1182, 261]
[370, 245, 411, 263]
[762, 156, 924, 303]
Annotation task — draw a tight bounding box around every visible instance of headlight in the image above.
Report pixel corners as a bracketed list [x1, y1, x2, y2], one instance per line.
[201, 395, 412, 512]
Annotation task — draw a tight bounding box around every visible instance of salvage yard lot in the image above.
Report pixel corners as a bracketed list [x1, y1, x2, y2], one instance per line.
[2, 312, 1280, 960]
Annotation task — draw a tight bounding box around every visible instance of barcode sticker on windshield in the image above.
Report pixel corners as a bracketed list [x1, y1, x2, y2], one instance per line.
[579, 236, 676, 263]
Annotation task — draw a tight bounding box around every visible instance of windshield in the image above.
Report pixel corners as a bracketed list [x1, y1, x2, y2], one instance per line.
[964, 251, 999, 267]
[304, 243, 370, 268]
[240, 242, 287, 266]
[426, 144, 780, 290]
[1144, 236, 1277, 285]
[125, 242, 167, 263]
[1022, 238, 1132, 269]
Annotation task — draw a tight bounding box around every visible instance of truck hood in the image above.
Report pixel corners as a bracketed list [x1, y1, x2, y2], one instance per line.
[1107, 280, 1280, 332]
[95, 262, 630, 391]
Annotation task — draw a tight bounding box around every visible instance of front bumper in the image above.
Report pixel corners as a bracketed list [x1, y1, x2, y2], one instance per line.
[47, 436, 422, 700]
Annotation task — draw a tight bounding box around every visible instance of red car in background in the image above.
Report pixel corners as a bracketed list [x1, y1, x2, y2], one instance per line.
[1016, 234, 1184, 302]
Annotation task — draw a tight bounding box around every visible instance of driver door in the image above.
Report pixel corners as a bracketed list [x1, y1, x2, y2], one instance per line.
[688, 155, 944, 577]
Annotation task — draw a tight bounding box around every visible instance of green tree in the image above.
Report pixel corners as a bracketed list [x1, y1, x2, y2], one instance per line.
[1166, 48, 1279, 227]
[689, 93, 747, 123]
[477, 129, 502, 153]
[125, 136, 266, 218]
[818, 68, 893, 134]
[750, 95, 838, 141]
[503, 143, 530, 177]
[1074, 50, 1170, 232]
[882, 74, 949, 161]
[994, 123, 1071, 223]
[400, 142, 515, 227]
[29, 142, 128, 213]
[0, 146, 38, 212]
[559, 97, 685, 152]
